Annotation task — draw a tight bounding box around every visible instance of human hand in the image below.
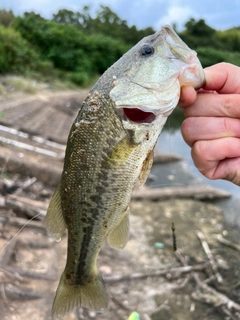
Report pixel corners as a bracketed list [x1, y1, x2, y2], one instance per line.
[179, 62, 240, 186]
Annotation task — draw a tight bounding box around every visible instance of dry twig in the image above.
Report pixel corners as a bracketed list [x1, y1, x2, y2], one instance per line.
[104, 263, 207, 283]
[213, 234, 240, 252]
[196, 230, 223, 283]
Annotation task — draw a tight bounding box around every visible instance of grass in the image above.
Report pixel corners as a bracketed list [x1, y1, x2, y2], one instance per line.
[0, 74, 83, 95]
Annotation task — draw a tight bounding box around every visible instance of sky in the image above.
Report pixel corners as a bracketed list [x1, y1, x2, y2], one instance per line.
[1, 0, 240, 31]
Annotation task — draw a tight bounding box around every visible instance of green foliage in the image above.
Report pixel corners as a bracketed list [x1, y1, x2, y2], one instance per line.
[1, 6, 240, 88]
[179, 18, 240, 67]
[68, 71, 90, 87]
[179, 18, 223, 49]
[86, 33, 130, 74]
[52, 5, 155, 45]
[0, 9, 15, 27]
[13, 12, 128, 85]
[197, 47, 227, 67]
[217, 28, 240, 52]
[0, 25, 41, 74]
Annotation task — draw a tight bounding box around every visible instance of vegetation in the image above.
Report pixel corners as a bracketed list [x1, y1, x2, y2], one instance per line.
[0, 6, 239, 87]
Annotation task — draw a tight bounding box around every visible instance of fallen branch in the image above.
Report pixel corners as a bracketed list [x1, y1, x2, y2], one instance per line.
[3, 265, 56, 281]
[7, 194, 48, 210]
[196, 230, 223, 283]
[132, 185, 231, 201]
[153, 153, 182, 163]
[5, 195, 46, 219]
[104, 263, 207, 283]
[176, 250, 240, 315]
[3, 283, 42, 301]
[2, 216, 45, 231]
[192, 272, 240, 312]
[213, 234, 240, 252]
[14, 177, 37, 195]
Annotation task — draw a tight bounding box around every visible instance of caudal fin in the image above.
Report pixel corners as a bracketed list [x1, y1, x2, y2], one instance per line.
[52, 271, 108, 319]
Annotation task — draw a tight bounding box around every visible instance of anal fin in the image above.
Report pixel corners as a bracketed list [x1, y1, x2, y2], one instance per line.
[45, 181, 66, 241]
[107, 207, 130, 249]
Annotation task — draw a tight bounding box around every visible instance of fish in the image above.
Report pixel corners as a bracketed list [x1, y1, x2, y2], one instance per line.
[45, 25, 205, 319]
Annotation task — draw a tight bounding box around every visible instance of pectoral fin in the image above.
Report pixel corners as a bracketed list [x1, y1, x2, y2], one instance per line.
[107, 207, 130, 249]
[107, 136, 137, 167]
[139, 150, 154, 186]
[45, 181, 66, 241]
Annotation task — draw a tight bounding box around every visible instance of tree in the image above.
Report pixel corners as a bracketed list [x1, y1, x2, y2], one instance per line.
[184, 18, 215, 37]
[179, 18, 223, 49]
[0, 9, 15, 27]
[52, 5, 155, 45]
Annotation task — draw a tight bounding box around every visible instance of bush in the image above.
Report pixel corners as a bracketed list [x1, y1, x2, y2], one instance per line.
[69, 71, 90, 86]
[87, 33, 129, 74]
[0, 25, 41, 74]
[217, 29, 240, 52]
[196, 47, 228, 67]
[0, 9, 15, 27]
[13, 13, 128, 77]
[196, 47, 240, 68]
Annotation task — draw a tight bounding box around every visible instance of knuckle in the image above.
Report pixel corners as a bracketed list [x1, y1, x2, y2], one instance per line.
[222, 96, 233, 115]
[192, 141, 216, 179]
[222, 117, 230, 132]
[181, 119, 194, 146]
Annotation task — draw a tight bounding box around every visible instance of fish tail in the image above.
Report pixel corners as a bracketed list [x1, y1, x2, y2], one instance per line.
[52, 271, 108, 319]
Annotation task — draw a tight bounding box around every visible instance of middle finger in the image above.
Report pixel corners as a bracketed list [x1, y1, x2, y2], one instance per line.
[181, 116, 240, 147]
[184, 93, 240, 118]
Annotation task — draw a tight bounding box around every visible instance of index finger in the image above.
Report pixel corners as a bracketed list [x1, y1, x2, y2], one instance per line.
[204, 62, 240, 94]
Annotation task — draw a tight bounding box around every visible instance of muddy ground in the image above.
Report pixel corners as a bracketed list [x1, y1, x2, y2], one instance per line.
[0, 79, 240, 320]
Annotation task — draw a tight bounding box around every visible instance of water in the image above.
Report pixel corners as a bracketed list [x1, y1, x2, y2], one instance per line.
[156, 129, 240, 228]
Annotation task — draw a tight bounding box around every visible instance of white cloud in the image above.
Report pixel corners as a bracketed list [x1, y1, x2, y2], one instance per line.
[155, 5, 196, 30]
[1, 0, 240, 31]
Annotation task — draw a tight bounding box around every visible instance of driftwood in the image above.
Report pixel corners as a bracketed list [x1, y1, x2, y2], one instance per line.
[196, 231, 223, 283]
[213, 234, 240, 252]
[176, 249, 240, 317]
[192, 272, 240, 312]
[104, 263, 207, 284]
[6, 194, 48, 216]
[1, 216, 45, 231]
[0, 145, 62, 187]
[3, 284, 42, 301]
[5, 198, 46, 220]
[153, 153, 182, 163]
[3, 265, 56, 281]
[132, 185, 231, 201]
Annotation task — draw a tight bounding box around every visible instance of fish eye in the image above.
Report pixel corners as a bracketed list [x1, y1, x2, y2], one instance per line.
[140, 44, 154, 56]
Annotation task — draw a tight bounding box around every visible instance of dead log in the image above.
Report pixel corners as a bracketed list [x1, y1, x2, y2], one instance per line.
[132, 185, 231, 201]
[7, 194, 48, 211]
[104, 263, 207, 283]
[5, 197, 46, 220]
[2, 216, 45, 231]
[153, 153, 182, 163]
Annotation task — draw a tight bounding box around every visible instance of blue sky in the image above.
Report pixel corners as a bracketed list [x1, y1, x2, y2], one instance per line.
[1, 0, 240, 31]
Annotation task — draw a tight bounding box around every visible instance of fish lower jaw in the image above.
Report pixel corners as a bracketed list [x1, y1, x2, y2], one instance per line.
[179, 64, 205, 89]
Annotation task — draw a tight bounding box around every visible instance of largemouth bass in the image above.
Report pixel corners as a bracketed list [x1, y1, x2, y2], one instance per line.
[46, 25, 205, 318]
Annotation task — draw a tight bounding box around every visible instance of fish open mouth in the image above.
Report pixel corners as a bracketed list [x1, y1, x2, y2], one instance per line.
[123, 108, 156, 124]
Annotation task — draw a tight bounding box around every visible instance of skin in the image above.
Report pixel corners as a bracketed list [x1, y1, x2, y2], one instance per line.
[179, 62, 240, 186]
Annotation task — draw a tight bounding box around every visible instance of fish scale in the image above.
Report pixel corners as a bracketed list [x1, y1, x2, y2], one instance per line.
[45, 25, 205, 318]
